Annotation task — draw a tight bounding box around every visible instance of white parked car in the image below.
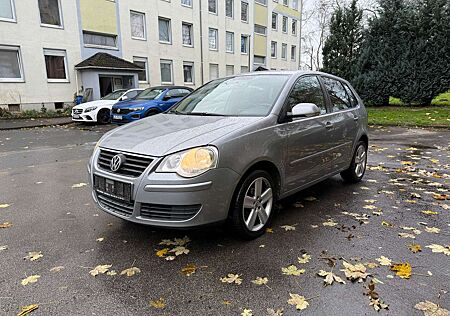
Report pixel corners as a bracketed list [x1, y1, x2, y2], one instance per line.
[72, 89, 144, 124]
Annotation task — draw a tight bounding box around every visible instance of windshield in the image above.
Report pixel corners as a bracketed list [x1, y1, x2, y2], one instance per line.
[137, 88, 165, 100]
[101, 90, 126, 100]
[169, 75, 289, 116]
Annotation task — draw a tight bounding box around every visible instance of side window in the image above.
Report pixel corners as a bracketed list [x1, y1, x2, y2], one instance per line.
[322, 77, 352, 112]
[166, 89, 178, 97]
[286, 76, 327, 115]
[179, 89, 192, 96]
[343, 83, 358, 108]
[125, 90, 138, 99]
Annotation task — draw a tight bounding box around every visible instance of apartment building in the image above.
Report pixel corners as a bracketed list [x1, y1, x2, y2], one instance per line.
[0, 0, 301, 111]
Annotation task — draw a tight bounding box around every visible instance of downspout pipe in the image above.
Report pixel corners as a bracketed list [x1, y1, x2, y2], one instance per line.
[199, 0, 204, 84]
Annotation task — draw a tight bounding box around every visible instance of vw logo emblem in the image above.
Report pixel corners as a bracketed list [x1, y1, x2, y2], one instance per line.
[117, 109, 121, 113]
[110, 154, 126, 172]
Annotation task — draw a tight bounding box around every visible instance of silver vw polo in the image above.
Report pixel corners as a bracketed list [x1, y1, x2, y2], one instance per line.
[88, 71, 368, 239]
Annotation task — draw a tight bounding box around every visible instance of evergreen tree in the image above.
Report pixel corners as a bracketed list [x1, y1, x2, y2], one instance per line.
[322, 0, 363, 81]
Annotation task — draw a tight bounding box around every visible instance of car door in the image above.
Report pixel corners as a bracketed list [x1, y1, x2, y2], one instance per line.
[283, 75, 334, 192]
[320, 76, 359, 172]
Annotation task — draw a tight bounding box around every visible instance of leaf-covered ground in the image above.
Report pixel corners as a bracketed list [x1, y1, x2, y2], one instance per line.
[0, 125, 449, 315]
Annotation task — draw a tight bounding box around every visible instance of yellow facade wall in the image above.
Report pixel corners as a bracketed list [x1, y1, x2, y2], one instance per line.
[254, 3, 268, 26]
[254, 34, 267, 57]
[80, 0, 117, 35]
[274, 4, 301, 20]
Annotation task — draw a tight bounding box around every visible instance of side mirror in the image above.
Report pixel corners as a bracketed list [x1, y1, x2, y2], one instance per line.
[163, 95, 172, 101]
[288, 103, 321, 118]
[121, 95, 128, 101]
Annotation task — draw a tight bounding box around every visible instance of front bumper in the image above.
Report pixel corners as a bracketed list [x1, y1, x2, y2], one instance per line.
[111, 111, 143, 124]
[88, 148, 240, 228]
[72, 111, 97, 122]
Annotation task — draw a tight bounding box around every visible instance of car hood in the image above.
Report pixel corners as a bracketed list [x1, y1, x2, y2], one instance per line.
[73, 100, 115, 110]
[113, 99, 156, 108]
[99, 114, 262, 156]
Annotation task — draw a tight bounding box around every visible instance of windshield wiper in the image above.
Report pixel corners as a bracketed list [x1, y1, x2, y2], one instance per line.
[186, 112, 227, 117]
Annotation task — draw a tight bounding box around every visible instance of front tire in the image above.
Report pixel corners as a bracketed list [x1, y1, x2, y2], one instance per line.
[145, 109, 160, 117]
[97, 109, 111, 124]
[230, 170, 276, 240]
[341, 141, 367, 183]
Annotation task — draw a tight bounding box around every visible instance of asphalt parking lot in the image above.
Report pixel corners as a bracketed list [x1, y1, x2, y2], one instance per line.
[0, 123, 449, 315]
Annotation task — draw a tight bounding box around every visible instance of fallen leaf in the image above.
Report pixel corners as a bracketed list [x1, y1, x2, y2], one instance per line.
[422, 210, 439, 215]
[241, 308, 253, 316]
[399, 232, 416, 239]
[426, 244, 450, 256]
[220, 273, 242, 285]
[408, 244, 422, 253]
[433, 194, 449, 200]
[415, 301, 450, 316]
[317, 270, 346, 285]
[341, 261, 369, 282]
[106, 270, 117, 276]
[170, 246, 190, 256]
[381, 220, 393, 227]
[425, 227, 440, 234]
[251, 277, 268, 285]
[21, 275, 40, 286]
[120, 267, 141, 277]
[376, 256, 392, 266]
[304, 196, 317, 201]
[96, 237, 105, 242]
[298, 253, 311, 264]
[0, 204, 10, 208]
[71, 183, 87, 188]
[390, 263, 412, 279]
[287, 293, 309, 311]
[267, 308, 284, 316]
[150, 298, 166, 309]
[24, 251, 43, 262]
[280, 225, 296, 231]
[370, 298, 389, 312]
[155, 248, 169, 258]
[0, 245, 8, 251]
[322, 219, 338, 227]
[181, 264, 197, 276]
[266, 228, 274, 233]
[89, 264, 112, 277]
[0, 222, 12, 228]
[50, 266, 64, 272]
[17, 304, 39, 316]
[282, 265, 305, 276]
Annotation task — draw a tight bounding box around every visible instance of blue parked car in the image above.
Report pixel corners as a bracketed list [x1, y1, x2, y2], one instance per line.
[111, 86, 193, 124]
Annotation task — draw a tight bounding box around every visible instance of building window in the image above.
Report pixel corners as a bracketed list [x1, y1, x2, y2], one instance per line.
[271, 41, 277, 58]
[209, 28, 218, 50]
[160, 59, 173, 84]
[226, 31, 234, 53]
[0, 0, 15, 21]
[130, 11, 146, 40]
[208, 0, 217, 14]
[254, 55, 265, 65]
[133, 57, 148, 83]
[241, 65, 249, 73]
[282, 16, 288, 33]
[44, 49, 68, 82]
[226, 0, 233, 18]
[183, 62, 194, 84]
[241, 1, 248, 22]
[226, 65, 234, 76]
[182, 22, 193, 46]
[0, 45, 23, 82]
[291, 45, 296, 61]
[241, 35, 249, 54]
[291, 0, 298, 10]
[254, 24, 267, 36]
[83, 31, 117, 48]
[38, 0, 62, 27]
[158, 17, 171, 43]
[181, 0, 192, 7]
[283, 0, 288, 6]
[292, 19, 297, 35]
[281, 43, 287, 59]
[209, 63, 219, 80]
[271, 12, 277, 30]
[255, 0, 267, 4]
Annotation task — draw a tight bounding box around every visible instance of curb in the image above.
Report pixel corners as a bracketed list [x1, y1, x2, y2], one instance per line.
[0, 121, 73, 131]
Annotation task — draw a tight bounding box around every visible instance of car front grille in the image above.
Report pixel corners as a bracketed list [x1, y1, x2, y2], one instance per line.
[97, 149, 153, 177]
[73, 109, 83, 114]
[112, 108, 132, 115]
[96, 191, 134, 217]
[140, 203, 201, 221]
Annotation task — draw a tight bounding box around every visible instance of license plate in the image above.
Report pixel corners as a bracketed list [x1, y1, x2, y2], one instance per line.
[73, 114, 80, 119]
[113, 115, 122, 120]
[93, 175, 132, 202]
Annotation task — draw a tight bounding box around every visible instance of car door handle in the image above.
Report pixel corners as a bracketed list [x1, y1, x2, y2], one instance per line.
[353, 115, 359, 121]
[325, 122, 334, 129]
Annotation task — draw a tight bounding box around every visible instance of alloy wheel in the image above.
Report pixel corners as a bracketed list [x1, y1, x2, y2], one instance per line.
[354, 144, 367, 178]
[242, 177, 273, 232]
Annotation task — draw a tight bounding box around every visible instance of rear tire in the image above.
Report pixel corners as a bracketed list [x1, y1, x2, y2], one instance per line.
[97, 109, 110, 124]
[230, 170, 276, 240]
[341, 141, 367, 183]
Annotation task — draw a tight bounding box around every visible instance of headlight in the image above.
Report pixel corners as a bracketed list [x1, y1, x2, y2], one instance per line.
[84, 106, 97, 113]
[156, 146, 218, 178]
[129, 107, 145, 112]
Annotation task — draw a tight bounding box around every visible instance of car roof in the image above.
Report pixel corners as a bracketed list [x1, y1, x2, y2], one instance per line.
[147, 86, 194, 91]
[230, 70, 350, 83]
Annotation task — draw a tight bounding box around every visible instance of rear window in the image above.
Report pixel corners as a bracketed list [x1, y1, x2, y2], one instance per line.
[343, 83, 359, 108]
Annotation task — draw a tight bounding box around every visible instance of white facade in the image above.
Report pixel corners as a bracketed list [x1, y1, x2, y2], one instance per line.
[0, 0, 302, 111]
